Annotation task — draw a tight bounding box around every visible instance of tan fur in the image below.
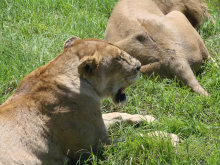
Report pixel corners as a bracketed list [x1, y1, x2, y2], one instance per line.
[105, 0, 214, 96]
[153, 0, 211, 28]
[103, 112, 155, 128]
[0, 37, 141, 164]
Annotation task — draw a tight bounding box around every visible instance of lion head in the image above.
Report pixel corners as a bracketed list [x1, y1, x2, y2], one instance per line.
[63, 36, 141, 105]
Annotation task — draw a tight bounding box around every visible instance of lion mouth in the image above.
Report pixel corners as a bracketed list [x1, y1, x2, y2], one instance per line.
[114, 88, 126, 104]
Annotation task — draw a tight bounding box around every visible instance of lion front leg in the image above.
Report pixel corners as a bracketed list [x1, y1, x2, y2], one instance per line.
[140, 62, 161, 76]
[102, 112, 155, 129]
[168, 58, 209, 96]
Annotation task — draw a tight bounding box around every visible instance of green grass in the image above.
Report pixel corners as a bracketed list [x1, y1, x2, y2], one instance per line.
[1, 0, 219, 164]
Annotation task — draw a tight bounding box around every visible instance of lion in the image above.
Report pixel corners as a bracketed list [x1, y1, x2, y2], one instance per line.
[0, 37, 143, 164]
[105, 0, 216, 96]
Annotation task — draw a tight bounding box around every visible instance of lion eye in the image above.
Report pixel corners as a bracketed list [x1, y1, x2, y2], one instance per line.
[116, 56, 123, 61]
[116, 55, 130, 65]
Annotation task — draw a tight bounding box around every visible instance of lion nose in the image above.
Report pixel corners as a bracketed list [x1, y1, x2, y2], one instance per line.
[136, 61, 141, 71]
[136, 66, 141, 71]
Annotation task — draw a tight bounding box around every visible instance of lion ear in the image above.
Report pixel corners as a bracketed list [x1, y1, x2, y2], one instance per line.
[78, 56, 99, 77]
[63, 36, 80, 49]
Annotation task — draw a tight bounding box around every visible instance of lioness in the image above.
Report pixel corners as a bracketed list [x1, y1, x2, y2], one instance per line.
[0, 37, 141, 164]
[105, 0, 215, 96]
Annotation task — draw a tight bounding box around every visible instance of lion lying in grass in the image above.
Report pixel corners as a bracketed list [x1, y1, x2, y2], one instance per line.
[105, 0, 215, 96]
[0, 37, 145, 164]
